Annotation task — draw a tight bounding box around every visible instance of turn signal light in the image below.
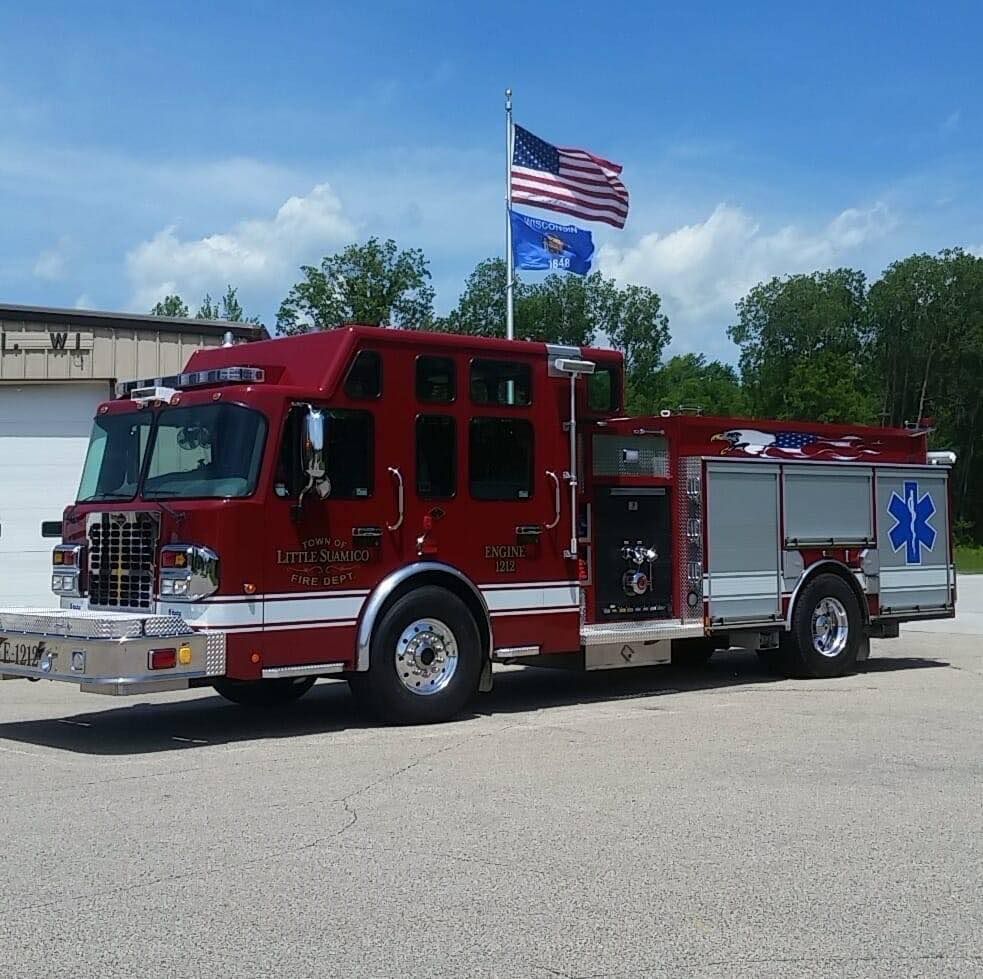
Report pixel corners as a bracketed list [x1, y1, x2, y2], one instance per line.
[52, 545, 81, 568]
[148, 648, 177, 670]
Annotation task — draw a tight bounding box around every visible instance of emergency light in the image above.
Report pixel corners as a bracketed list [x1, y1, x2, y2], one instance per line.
[117, 366, 265, 399]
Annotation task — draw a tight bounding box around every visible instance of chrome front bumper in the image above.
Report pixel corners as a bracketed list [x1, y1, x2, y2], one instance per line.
[0, 607, 226, 696]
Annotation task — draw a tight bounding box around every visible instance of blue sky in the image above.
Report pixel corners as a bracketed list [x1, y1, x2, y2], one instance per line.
[1, 0, 980, 359]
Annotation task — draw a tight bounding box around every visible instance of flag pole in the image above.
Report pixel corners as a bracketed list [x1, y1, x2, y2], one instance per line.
[505, 87, 515, 341]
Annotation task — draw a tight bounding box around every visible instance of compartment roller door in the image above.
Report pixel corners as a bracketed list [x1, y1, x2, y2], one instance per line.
[706, 463, 782, 624]
[0, 383, 107, 606]
[875, 468, 953, 613]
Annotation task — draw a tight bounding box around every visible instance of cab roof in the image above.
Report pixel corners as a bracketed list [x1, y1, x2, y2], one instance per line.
[181, 325, 623, 395]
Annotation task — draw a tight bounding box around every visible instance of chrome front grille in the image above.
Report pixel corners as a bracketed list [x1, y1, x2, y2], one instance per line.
[87, 512, 159, 610]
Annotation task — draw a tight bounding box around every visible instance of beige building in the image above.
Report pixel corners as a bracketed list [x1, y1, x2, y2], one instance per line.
[0, 303, 267, 605]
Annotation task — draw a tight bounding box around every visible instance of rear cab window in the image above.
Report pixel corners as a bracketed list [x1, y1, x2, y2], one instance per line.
[470, 359, 532, 407]
[469, 417, 533, 500]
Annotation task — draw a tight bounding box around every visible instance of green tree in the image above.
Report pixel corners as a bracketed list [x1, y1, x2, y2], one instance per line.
[436, 258, 511, 337]
[869, 248, 983, 538]
[197, 285, 260, 324]
[641, 353, 747, 416]
[728, 269, 874, 423]
[594, 279, 670, 408]
[150, 294, 190, 318]
[439, 259, 670, 368]
[517, 272, 598, 346]
[436, 260, 595, 345]
[277, 238, 435, 334]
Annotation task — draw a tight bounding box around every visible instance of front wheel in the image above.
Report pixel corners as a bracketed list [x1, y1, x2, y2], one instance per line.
[213, 676, 316, 707]
[348, 586, 482, 725]
[786, 574, 862, 678]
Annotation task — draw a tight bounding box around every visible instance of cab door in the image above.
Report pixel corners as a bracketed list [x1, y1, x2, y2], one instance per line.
[263, 349, 411, 667]
[403, 353, 578, 654]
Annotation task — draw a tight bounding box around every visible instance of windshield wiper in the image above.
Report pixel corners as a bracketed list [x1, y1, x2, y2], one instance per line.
[78, 492, 135, 502]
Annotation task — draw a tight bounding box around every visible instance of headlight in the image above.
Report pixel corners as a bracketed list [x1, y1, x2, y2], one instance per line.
[51, 544, 85, 597]
[158, 544, 219, 602]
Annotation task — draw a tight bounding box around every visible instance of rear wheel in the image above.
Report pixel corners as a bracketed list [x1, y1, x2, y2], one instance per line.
[348, 586, 482, 724]
[786, 574, 862, 678]
[213, 676, 316, 707]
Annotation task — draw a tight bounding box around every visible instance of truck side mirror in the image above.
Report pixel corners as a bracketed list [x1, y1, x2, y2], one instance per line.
[294, 407, 329, 520]
[302, 408, 326, 481]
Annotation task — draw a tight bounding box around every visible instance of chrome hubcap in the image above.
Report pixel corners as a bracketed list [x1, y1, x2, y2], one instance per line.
[811, 597, 849, 657]
[395, 618, 458, 696]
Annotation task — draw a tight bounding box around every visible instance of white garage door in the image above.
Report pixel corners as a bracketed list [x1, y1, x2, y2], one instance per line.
[0, 383, 108, 606]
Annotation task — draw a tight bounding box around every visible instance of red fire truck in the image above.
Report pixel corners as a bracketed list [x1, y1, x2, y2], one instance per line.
[0, 327, 957, 723]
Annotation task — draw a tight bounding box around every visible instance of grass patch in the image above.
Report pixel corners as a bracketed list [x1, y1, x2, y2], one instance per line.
[955, 545, 983, 574]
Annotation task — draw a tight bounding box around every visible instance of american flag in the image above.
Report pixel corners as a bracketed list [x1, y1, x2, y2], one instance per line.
[713, 428, 884, 461]
[511, 125, 629, 229]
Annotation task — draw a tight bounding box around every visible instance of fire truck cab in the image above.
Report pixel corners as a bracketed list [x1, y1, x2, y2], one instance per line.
[0, 327, 957, 723]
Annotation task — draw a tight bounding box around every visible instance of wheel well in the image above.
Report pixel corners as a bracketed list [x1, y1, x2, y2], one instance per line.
[356, 565, 492, 671]
[788, 560, 869, 629]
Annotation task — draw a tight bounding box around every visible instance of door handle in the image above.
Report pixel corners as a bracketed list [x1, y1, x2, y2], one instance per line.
[353, 526, 383, 547]
[386, 466, 404, 531]
[545, 470, 561, 530]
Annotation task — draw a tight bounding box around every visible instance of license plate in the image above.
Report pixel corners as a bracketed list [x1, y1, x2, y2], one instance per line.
[0, 636, 46, 668]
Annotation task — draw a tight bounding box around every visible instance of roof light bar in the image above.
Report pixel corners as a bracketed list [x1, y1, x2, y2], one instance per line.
[117, 366, 265, 399]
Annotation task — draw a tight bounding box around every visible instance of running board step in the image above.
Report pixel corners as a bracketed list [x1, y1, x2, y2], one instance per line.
[261, 662, 346, 679]
[580, 620, 705, 646]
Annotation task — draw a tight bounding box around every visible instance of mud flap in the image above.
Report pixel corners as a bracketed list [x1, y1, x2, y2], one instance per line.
[478, 657, 493, 692]
[857, 634, 871, 663]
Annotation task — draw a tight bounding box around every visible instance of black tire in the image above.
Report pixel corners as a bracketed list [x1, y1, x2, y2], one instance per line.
[671, 638, 716, 669]
[786, 573, 862, 679]
[756, 647, 789, 674]
[213, 676, 316, 707]
[348, 586, 482, 725]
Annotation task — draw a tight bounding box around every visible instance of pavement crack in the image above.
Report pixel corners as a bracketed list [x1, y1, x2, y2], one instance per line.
[7, 722, 520, 915]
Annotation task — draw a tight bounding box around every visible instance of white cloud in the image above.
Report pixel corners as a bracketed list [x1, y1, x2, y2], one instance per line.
[126, 183, 355, 310]
[33, 237, 70, 280]
[969, 244, 983, 258]
[599, 202, 895, 357]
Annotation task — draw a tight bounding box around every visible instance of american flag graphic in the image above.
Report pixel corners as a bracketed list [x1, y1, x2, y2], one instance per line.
[713, 428, 884, 461]
[511, 125, 630, 229]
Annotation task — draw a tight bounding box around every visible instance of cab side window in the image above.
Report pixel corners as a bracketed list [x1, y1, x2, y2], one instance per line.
[469, 418, 533, 500]
[344, 350, 382, 400]
[416, 415, 455, 498]
[587, 366, 620, 413]
[470, 359, 531, 406]
[417, 356, 455, 403]
[276, 407, 374, 499]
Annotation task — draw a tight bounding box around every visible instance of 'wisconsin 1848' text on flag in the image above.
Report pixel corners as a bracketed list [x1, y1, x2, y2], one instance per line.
[510, 210, 594, 275]
[511, 124, 629, 229]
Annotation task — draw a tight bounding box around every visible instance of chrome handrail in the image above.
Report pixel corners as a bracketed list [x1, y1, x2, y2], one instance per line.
[386, 466, 404, 531]
[545, 470, 562, 529]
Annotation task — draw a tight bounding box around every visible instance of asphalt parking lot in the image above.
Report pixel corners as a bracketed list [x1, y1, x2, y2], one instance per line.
[2, 582, 981, 978]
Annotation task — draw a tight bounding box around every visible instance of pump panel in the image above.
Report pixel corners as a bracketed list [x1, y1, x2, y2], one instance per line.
[594, 487, 672, 621]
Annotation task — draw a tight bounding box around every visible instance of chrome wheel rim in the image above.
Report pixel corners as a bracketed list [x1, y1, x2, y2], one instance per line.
[395, 618, 458, 696]
[811, 597, 849, 658]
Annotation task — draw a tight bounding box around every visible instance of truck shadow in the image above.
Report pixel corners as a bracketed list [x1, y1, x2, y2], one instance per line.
[0, 650, 948, 757]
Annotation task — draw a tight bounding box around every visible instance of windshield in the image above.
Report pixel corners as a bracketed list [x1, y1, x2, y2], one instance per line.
[77, 403, 267, 502]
